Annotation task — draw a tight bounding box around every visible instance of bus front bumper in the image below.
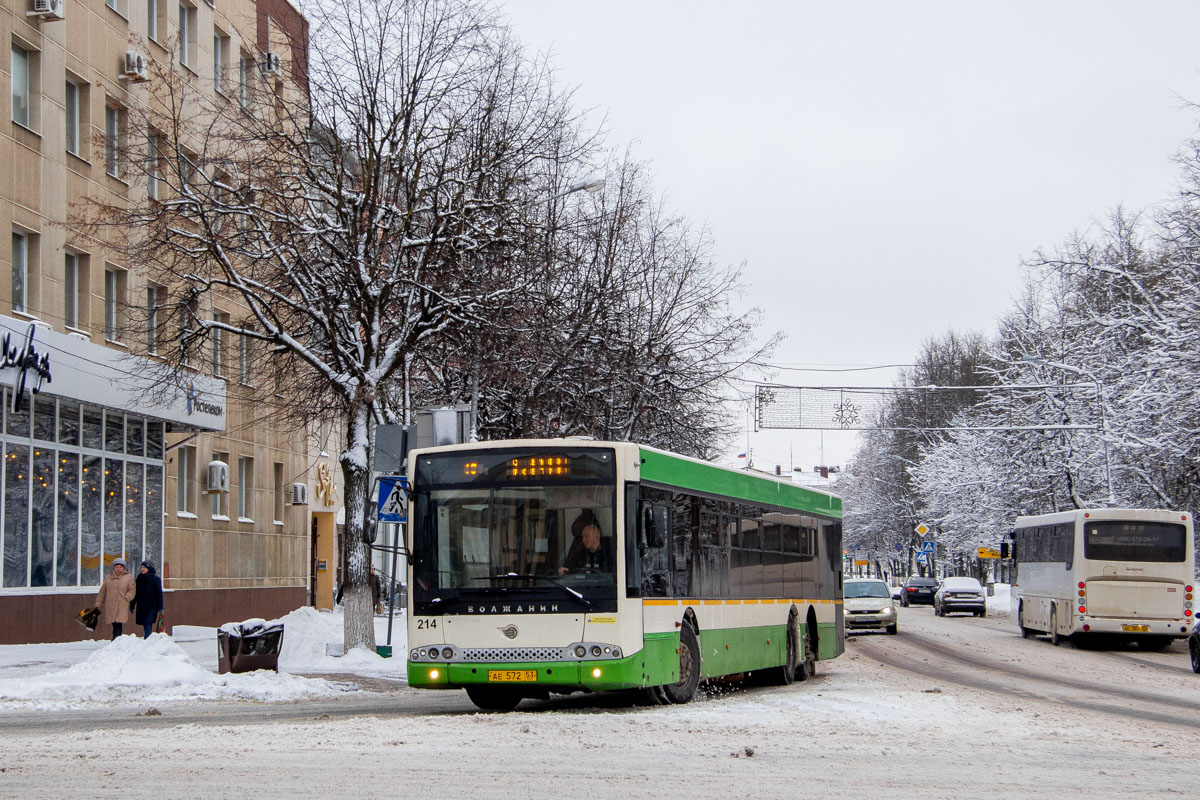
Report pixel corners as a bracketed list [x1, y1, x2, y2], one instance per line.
[407, 637, 681, 692]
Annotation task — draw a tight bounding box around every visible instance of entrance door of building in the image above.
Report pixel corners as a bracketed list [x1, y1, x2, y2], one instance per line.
[311, 512, 336, 610]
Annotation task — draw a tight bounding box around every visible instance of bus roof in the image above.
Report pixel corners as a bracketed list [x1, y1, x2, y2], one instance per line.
[407, 438, 842, 519]
[638, 445, 842, 518]
[1013, 508, 1189, 527]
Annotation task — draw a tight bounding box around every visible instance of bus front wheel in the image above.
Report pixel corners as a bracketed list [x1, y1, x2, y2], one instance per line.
[1018, 604, 1034, 638]
[465, 686, 522, 711]
[662, 625, 701, 704]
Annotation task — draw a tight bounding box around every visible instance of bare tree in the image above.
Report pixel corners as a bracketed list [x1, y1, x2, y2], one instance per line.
[80, 0, 593, 649]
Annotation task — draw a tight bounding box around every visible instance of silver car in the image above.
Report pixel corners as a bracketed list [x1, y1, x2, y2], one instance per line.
[843, 578, 899, 634]
[934, 576, 987, 617]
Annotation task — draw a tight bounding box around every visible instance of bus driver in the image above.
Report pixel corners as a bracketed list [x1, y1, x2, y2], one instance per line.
[559, 523, 611, 574]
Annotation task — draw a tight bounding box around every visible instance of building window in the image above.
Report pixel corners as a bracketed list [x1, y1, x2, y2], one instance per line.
[146, 131, 163, 200]
[104, 103, 125, 178]
[64, 252, 84, 329]
[146, 284, 165, 353]
[176, 444, 196, 514]
[238, 53, 249, 108]
[11, 231, 27, 313]
[238, 329, 253, 385]
[273, 462, 284, 523]
[211, 311, 227, 376]
[178, 3, 196, 68]
[11, 43, 32, 129]
[237, 456, 253, 520]
[147, 0, 162, 41]
[210, 451, 228, 518]
[214, 31, 229, 94]
[65, 80, 79, 154]
[104, 266, 126, 341]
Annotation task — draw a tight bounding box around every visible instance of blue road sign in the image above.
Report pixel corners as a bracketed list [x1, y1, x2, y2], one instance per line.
[916, 553, 928, 564]
[377, 476, 409, 523]
[919, 541, 936, 555]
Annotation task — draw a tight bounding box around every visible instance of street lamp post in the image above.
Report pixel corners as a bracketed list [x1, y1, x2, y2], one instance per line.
[467, 175, 607, 440]
[1019, 356, 1114, 504]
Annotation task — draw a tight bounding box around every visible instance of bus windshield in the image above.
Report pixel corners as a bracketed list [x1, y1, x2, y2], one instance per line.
[1083, 520, 1187, 562]
[411, 449, 617, 614]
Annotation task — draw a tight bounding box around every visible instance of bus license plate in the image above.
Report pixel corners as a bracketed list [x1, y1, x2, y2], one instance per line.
[488, 670, 537, 682]
[1122, 624, 1149, 632]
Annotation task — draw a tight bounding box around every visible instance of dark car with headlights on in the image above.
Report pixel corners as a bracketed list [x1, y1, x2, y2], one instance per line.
[934, 576, 987, 617]
[899, 576, 938, 606]
[843, 579, 898, 634]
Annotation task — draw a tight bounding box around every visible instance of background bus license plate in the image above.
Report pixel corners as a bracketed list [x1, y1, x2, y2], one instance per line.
[488, 670, 537, 682]
[1122, 624, 1149, 632]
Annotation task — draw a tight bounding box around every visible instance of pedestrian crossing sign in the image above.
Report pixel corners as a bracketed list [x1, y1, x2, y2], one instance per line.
[376, 476, 408, 523]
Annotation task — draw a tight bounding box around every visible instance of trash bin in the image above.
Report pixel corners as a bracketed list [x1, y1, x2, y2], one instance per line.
[216, 620, 285, 674]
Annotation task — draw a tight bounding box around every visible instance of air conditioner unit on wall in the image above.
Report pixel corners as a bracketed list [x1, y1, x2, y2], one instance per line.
[206, 460, 230, 494]
[260, 52, 281, 77]
[28, 0, 64, 20]
[123, 51, 149, 82]
[290, 482, 308, 505]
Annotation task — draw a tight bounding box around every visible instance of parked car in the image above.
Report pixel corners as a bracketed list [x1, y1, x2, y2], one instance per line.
[934, 576, 987, 617]
[843, 578, 899, 634]
[1189, 622, 1200, 673]
[899, 576, 938, 606]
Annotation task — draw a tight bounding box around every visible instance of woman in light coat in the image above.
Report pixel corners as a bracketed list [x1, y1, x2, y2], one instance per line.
[96, 558, 135, 639]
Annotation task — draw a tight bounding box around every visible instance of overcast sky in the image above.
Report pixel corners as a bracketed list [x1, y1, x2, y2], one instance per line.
[499, 1, 1200, 470]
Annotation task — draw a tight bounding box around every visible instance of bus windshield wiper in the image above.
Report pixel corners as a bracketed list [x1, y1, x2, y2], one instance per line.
[474, 573, 592, 609]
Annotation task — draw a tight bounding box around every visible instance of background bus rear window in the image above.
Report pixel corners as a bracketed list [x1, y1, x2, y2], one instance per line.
[1084, 521, 1187, 562]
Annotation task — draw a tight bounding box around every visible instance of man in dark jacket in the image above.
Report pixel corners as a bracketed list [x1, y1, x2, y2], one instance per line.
[135, 561, 164, 638]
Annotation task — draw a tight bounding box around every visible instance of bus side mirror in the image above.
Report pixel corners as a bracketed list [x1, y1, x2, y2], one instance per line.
[1001, 541, 1011, 559]
[640, 503, 666, 549]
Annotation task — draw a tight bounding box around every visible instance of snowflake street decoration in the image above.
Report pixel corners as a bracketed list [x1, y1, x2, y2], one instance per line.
[832, 399, 860, 429]
[753, 384, 1101, 432]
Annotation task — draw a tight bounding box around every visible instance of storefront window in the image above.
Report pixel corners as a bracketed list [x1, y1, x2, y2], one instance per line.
[103, 458, 123, 568]
[7, 393, 29, 438]
[30, 448, 54, 587]
[125, 463, 144, 567]
[105, 413, 124, 453]
[145, 463, 163, 567]
[3, 443, 29, 587]
[80, 453, 102, 585]
[0, 396, 166, 590]
[82, 408, 103, 450]
[58, 401, 80, 447]
[56, 451, 79, 586]
[33, 398, 55, 442]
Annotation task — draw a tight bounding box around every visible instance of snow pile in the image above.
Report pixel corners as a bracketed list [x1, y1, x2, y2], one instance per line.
[987, 582, 1012, 614]
[0, 633, 351, 711]
[272, 606, 407, 677]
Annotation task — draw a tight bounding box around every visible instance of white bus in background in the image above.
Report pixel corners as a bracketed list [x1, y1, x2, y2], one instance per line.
[1005, 508, 1195, 647]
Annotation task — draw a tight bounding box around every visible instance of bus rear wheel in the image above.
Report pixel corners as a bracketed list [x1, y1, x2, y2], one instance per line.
[662, 625, 701, 704]
[797, 618, 818, 681]
[465, 686, 522, 711]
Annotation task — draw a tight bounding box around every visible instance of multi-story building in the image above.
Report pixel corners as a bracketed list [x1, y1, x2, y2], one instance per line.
[1, 0, 344, 643]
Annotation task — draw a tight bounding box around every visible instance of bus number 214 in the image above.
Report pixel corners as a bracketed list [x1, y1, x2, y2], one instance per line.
[416, 618, 438, 630]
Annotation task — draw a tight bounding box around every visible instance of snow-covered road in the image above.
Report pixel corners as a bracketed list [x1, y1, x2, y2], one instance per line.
[2, 602, 1196, 798]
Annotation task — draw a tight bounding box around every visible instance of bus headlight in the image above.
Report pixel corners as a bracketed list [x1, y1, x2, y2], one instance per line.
[592, 668, 602, 678]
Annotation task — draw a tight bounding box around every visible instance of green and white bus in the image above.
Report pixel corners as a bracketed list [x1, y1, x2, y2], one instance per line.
[405, 439, 844, 710]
